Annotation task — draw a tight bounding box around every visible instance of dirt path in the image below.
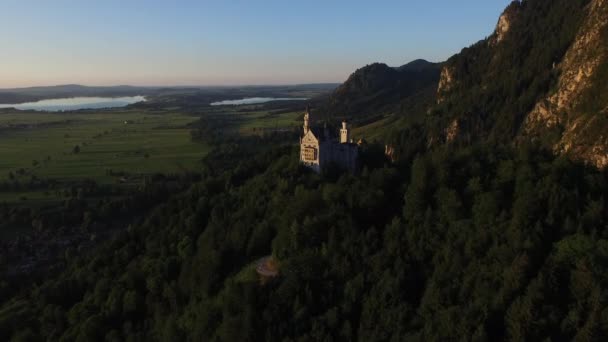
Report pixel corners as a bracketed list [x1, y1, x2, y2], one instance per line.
[255, 256, 279, 277]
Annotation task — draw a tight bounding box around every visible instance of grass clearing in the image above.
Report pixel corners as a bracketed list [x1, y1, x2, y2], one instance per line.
[201, 105, 301, 135]
[352, 116, 393, 142]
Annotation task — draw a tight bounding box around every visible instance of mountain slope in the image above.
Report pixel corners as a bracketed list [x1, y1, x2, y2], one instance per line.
[523, 0, 608, 167]
[430, 0, 608, 168]
[310, 0, 608, 168]
[318, 59, 441, 124]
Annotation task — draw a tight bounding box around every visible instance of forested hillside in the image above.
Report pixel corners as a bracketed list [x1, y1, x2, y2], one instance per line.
[3, 137, 608, 341]
[316, 60, 441, 125]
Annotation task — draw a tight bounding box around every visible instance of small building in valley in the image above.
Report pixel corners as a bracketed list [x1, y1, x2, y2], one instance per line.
[299, 107, 358, 173]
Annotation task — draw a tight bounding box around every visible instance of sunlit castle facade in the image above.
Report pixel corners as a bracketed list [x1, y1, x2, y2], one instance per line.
[299, 107, 359, 173]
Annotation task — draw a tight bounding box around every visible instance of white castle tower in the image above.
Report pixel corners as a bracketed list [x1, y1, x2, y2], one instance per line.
[303, 107, 310, 134]
[340, 121, 349, 143]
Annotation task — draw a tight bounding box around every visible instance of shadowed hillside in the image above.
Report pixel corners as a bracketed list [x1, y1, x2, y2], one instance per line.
[316, 59, 441, 126]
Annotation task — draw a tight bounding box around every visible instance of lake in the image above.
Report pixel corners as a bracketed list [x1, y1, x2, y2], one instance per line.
[0, 96, 146, 112]
[210, 97, 308, 106]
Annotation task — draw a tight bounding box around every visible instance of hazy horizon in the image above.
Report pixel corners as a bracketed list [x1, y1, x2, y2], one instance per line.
[2, 0, 510, 88]
[0, 81, 342, 91]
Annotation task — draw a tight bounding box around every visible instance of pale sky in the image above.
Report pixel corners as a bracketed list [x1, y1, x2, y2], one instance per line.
[0, 0, 511, 87]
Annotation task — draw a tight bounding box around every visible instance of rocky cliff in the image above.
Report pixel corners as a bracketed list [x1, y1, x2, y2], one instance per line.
[524, 0, 608, 167]
[429, 0, 608, 168]
[490, 1, 522, 46]
[436, 66, 454, 103]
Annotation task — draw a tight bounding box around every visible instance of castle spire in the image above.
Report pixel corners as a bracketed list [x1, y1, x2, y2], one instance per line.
[340, 120, 349, 143]
[303, 106, 310, 134]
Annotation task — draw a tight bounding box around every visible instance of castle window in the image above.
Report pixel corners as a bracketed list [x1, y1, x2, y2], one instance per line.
[303, 147, 317, 161]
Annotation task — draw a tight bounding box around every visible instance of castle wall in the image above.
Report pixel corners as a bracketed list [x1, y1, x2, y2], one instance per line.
[319, 141, 358, 173]
[300, 131, 321, 172]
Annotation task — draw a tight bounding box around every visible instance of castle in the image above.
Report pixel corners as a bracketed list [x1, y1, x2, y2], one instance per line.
[299, 107, 359, 173]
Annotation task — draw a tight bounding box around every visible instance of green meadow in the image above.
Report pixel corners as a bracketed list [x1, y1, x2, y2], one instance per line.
[236, 109, 301, 134]
[0, 104, 307, 204]
[0, 109, 208, 185]
[195, 105, 302, 135]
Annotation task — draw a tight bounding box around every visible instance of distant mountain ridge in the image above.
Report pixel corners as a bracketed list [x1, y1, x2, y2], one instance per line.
[316, 59, 441, 124]
[0, 84, 144, 92]
[0, 85, 155, 104]
[0, 84, 340, 106]
[396, 59, 440, 72]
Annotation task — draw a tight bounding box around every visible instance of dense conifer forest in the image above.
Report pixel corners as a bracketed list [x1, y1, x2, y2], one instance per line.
[2, 135, 608, 340]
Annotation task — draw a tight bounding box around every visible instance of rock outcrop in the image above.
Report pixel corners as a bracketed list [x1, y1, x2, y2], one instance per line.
[445, 119, 460, 143]
[490, 1, 521, 46]
[524, 0, 608, 168]
[436, 66, 454, 103]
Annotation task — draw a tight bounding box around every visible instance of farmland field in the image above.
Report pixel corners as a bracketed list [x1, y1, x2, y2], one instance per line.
[0, 102, 310, 205]
[0, 108, 210, 205]
[230, 108, 302, 135]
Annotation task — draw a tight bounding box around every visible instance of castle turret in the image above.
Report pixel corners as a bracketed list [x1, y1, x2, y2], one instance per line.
[303, 107, 310, 134]
[340, 121, 349, 143]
